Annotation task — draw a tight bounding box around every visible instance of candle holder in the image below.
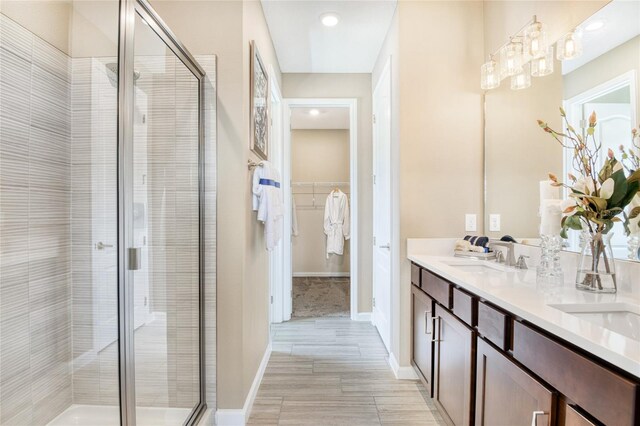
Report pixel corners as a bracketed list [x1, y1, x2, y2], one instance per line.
[536, 234, 564, 296]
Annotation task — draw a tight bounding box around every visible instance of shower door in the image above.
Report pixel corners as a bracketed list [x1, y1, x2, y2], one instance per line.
[119, 1, 205, 425]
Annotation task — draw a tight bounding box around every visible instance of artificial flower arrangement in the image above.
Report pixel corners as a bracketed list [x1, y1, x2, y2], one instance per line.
[537, 108, 640, 292]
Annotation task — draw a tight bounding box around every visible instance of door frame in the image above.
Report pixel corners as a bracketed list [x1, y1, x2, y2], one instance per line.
[281, 98, 359, 321]
[269, 68, 285, 325]
[372, 57, 392, 350]
[117, 0, 207, 424]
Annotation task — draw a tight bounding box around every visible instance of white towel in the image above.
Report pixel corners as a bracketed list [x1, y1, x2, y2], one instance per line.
[252, 161, 284, 250]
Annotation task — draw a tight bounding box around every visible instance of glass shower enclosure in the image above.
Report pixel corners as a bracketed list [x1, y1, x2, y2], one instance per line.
[0, 0, 209, 424]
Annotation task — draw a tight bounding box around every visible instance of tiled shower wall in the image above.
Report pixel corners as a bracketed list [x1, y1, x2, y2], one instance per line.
[1, 13, 217, 424]
[0, 14, 73, 425]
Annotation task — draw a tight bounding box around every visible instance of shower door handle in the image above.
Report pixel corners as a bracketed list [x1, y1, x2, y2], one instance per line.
[95, 241, 114, 250]
[128, 247, 141, 271]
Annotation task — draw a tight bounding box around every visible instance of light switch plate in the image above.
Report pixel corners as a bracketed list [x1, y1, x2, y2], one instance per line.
[489, 214, 501, 232]
[465, 214, 477, 232]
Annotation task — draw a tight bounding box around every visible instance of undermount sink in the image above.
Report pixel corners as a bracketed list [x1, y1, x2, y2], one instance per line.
[549, 302, 640, 341]
[441, 260, 503, 273]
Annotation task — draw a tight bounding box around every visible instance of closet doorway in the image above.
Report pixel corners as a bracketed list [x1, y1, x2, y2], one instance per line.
[280, 99, 358, 321]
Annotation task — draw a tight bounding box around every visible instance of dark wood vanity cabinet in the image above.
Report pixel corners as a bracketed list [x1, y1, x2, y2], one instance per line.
[412, 286, 434, 395]
[475, 337, 556, 426]
[433, 304, 476, 426]
[410, 262, 640, 426]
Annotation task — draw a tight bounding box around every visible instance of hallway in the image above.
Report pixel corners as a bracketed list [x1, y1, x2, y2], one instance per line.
[248, 318, 445, 425]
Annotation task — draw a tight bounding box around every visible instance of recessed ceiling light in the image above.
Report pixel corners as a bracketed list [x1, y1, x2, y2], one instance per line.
[309, 109, 320, 116]
[585, 20, 605, 32]
[320, 12, 340, 27]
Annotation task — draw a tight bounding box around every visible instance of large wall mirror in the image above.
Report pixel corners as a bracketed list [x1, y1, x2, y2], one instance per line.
[484, 0, 640, 262]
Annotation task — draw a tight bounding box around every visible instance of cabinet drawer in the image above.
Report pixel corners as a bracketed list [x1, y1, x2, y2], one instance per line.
[477, 300, 510, 350]
[559, 402, 597, 426]
[421, 269, 452, 308]
[452, 287, 476, 327]
[513, 321, 640, 426]
[411, 263, 421, 287]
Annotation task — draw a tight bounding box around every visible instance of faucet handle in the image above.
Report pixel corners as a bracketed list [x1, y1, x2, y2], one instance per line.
[495, 250, 505, 263]
[516, 255, 529, 270]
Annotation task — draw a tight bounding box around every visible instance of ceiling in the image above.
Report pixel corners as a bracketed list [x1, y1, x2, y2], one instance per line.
[562, 0, 640, 75]
[261, 0, 397, 73]
[291, 107, 350, 129]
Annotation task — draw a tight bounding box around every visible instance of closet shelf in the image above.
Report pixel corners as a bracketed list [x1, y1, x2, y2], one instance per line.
[292, 181, 350, 209]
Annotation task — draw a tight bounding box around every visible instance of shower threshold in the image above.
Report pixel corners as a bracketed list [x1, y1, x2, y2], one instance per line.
[47, 404, 192, 426]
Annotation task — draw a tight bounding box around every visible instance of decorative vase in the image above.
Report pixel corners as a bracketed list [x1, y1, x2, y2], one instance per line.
[576, 230, 617, 294]
[628, 234, 640, 261]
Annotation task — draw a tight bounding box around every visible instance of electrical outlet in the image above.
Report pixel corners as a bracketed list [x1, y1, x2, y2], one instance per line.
[465, 214, 477, 232]
[489, 214, 501, 232]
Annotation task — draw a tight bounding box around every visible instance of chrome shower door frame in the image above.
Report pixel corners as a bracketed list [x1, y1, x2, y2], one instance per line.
[117, 0, 207, 424]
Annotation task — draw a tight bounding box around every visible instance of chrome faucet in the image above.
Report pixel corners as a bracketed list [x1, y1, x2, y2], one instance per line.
[489, 241, 516, 267]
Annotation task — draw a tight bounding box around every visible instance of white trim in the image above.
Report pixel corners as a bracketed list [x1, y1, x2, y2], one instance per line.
[268, 66, 285, 325]
[388, 352, 418, 380]
[292, 272, 350, 278]
[214, 343, 272, 426]
[283, 98, 359, 321]
[354, 312, 372, 322]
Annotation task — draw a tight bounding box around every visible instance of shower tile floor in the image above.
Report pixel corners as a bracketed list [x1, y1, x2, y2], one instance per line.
[292, 277, 350, 318]
[47, 404, 191, 426]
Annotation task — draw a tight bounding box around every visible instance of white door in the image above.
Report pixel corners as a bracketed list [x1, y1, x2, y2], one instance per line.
[270, 75, 285, 324]
[372, 60, 392, 351]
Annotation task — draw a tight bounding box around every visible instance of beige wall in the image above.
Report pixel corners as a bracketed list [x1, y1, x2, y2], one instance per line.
[483, 1, 611, 239]
[283, 73, 373, 313]
[1, 0, 72, 54]
[292, 129, 351, 275]
[564, 35, 640, 125]
[151, 0, 280, 410]
[484, 64, 564, 239]
[373, 1, 485, 367]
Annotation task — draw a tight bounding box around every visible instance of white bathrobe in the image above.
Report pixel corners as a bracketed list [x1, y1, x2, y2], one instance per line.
[252, 161, 283, 251]
[324, 190, 350, 257]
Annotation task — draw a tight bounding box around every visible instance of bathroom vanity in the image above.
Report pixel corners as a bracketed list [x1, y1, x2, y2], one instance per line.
[409, 254, 640, 426]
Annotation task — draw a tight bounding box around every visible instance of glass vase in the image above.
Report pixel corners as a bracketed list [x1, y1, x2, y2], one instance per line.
[628, 234, 640, 261]
[576, 230, 617, 294]
[536, 234, 564, 297]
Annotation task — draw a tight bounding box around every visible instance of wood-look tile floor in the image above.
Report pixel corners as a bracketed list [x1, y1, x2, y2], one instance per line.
[248, 317, 446, 425]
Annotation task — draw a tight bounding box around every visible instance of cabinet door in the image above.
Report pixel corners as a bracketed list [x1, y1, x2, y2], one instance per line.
[475, 338, 556, 426]
[433, 304, 475, 426]
[412, 286, 434, 395]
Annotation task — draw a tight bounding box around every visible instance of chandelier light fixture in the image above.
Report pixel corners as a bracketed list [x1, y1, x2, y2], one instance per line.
[480, 15, 583, 91]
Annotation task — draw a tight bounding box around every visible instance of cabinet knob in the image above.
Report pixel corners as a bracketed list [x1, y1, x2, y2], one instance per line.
[531, 410, 547, 426]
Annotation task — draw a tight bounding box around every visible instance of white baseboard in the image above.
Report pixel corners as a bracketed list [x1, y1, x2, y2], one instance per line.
[388, 352, 418, 380]
[292, 272, 350, 278]
[215, 343, 272, 426]
[353, 312, 372, 322]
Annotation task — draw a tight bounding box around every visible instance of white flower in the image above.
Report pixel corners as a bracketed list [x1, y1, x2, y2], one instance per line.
[561, 198, 579, 216]
[573, 176, 594, 195]
[600, 178, 615, 200]
[613, 162, 623, 173]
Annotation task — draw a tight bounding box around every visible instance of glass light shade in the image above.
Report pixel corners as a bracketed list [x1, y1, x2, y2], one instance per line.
[511, 63, 531, 90]
[557, 30, 582, 60]
[480, 60, 500, 90]
[531, 46, 554, 77]
[524, 21, 547, 59]
[500, 41, 523, 78]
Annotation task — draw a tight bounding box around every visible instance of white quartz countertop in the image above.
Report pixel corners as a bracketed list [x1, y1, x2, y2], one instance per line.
[408, 254, 640, 379]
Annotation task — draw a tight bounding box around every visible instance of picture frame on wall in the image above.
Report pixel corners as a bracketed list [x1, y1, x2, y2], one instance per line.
[250, 40, 269, 160]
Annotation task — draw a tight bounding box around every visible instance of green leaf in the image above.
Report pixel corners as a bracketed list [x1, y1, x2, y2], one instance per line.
[608, 168, 628, 207]
[565, 215, 583, 231]
[628, 169, 640, 184]
[560, 227, 569, 239]
[619, 181, 639, 208]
